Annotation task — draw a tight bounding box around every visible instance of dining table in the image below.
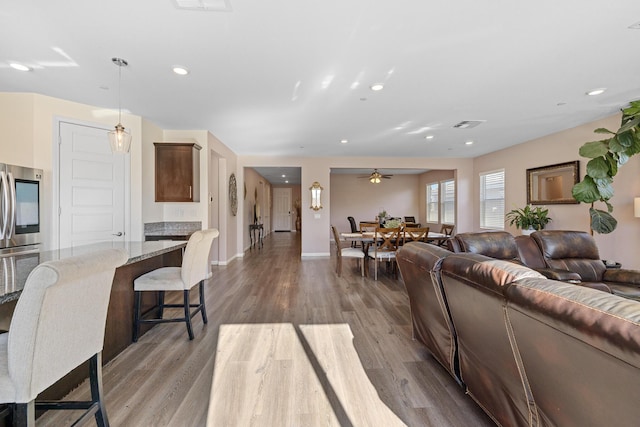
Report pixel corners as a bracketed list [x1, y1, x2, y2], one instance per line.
[341, 231, 450, 245]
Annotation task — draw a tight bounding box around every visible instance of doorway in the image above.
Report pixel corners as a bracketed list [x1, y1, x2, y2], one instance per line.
[57, 121, 129, 248]
[273, 188, 292, 231]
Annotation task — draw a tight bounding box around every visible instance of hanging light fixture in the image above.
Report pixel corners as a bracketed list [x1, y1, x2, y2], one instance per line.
[108, 57, 132, 153]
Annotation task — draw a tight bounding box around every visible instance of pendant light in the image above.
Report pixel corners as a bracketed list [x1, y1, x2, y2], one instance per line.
[108, 57, 132, 153]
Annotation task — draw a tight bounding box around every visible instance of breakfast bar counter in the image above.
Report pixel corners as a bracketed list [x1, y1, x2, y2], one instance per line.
[0, 240, 187, 403]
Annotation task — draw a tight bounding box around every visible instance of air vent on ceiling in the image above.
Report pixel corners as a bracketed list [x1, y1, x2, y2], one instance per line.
[453, 120, 486, 129]
[174, 0, 232, 11]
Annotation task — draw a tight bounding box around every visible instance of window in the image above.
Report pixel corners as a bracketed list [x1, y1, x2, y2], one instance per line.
[426, 182, 439, 223]
[440, 179, 455, 224]
[480, 170, 505, 229]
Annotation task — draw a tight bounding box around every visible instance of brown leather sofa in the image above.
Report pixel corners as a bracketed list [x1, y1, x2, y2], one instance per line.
[529, 230, 640, 300]
[397, 242, 640, 427]
[452, 230, 639, 296]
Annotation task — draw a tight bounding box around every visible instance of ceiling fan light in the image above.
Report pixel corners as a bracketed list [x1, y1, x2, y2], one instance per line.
[108, 123, 132, 153]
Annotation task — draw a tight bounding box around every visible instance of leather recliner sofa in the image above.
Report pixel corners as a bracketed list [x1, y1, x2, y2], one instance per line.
[397, 241, 640, 427]
[451, 230, 640, 298]
[529, 230, 640, 300]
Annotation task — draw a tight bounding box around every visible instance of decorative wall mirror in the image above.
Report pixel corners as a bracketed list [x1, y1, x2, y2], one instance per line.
[526, 161, 579, 205]
[309, 181, 323, 211]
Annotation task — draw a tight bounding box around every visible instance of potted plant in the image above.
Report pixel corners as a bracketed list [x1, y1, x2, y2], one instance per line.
[571, 100, 640, 234]
[506, 205, 551, 235]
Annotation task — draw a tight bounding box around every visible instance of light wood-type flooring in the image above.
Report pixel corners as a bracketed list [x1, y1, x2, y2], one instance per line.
[39, 232, 494, 427]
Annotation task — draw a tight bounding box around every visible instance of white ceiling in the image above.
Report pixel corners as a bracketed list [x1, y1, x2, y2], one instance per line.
[2, 1, 640, 160]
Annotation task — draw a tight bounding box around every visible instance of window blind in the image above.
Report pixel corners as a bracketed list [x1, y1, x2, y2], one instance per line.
[480, 170, 505, 229]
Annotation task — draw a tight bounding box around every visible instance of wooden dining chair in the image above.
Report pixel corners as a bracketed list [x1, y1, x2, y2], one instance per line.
[347, 216, 359, 247]
[367, 227, 401, 280]
[331, 226, 365, 277]
[439, 224, 455, 247]
[359, 222, 378, 233]
[403, 227, 430, 244]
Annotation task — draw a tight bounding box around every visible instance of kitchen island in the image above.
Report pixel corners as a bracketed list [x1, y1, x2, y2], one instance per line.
[0, 240, 187, 404]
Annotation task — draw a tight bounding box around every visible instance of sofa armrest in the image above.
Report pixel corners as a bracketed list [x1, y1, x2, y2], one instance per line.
[603, 269, 640, 286]
[535, 268, 582, 282]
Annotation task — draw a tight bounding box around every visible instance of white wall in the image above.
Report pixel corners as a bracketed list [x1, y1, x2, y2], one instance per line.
[0, 92, 144, 248]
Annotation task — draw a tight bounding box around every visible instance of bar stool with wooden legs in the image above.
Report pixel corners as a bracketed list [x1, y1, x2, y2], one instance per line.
[133, 229, 219, 341]
[0, 248, 128, 426]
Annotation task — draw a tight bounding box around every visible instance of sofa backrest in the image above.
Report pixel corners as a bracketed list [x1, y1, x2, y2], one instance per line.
[452, 231, 520, 261]
[440, 253, 544, 427]
[514, 235, 546, 269]
[531, 230, 606, 281]
[396, 242, 460, 381]
[506, 277, 640, 426]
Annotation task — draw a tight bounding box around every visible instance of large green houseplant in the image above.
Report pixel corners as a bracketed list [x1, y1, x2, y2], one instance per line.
[506, 205, 551, 232]
[571, 100, 640, 234]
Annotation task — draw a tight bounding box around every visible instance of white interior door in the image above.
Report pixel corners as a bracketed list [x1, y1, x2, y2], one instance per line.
[273, 188, 291, 231]
[58, 122, 126, 248]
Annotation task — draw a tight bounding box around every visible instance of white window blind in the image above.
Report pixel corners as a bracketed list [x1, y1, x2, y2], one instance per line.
[426, 182, 439, 223]
[480, 170, 505, 229]
[441, 179, 455, 225]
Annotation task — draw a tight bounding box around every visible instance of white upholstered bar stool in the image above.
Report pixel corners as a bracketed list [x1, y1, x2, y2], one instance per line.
[133, 229, 219, 341]
[0, 248, 128, 427]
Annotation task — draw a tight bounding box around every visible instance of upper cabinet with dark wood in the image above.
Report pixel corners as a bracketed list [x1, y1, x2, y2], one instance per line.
[154, 142, 201, 202]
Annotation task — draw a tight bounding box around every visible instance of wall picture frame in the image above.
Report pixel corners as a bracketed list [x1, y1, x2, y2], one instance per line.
[526, 161, 579, 205]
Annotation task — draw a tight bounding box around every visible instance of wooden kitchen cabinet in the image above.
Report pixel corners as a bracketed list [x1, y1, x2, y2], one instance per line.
[154, 142, 201, 202]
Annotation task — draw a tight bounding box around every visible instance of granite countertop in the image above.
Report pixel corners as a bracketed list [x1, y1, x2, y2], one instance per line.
[144, 221, 201, 237]
[0, 240, 186, 304]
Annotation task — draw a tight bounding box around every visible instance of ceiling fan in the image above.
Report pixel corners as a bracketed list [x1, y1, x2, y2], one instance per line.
[358, 169, 393, 183]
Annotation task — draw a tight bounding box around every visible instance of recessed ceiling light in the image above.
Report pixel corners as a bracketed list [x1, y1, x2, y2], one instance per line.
[340, 139, 348, 144]
[172, 66, 189, 75]
[425, 135, 434, 140]
[586, 88, 606, 96]
[9, 63, 31, 72]
[285, 180, 289, 183]
[465, 140, 474, 145]
[370, 83, 384, 91]
[281, 174, 286, 178]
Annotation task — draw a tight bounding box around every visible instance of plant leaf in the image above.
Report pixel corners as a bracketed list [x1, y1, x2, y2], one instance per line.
[571, 176, 600, 203]
[606, 154, 618, 176]
[605, 200, 613, 213]
[585, 157, 609, 179]
[590, 208, 617, 234]
[594, 177, 614, 200]
[619, 116, 640, 133]
[594, 127, 615, 135]
[578, 140, 609, 158]
[609, 136, 625, 153]
[617, 152, 629, 166]
[617, 130, 635, 147]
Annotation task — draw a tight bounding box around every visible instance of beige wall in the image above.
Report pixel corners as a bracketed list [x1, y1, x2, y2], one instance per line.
[419, 170, 456, 231]
[7, 92, 637, 268]
[240, 155, 474, 256]
[474, 113, 640, 269]
[330, 174, 421, 234]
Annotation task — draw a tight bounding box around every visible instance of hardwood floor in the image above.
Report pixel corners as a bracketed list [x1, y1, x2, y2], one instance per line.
[39, 232, 494, 426]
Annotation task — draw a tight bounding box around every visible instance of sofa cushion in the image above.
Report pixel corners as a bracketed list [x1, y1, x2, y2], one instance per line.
[442, 253, 544, 296]
[454, 231, 520, 261]
[532, 230, 606, 281]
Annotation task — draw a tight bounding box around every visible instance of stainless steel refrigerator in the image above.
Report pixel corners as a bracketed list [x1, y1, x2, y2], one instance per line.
[0, 163, 43, 256]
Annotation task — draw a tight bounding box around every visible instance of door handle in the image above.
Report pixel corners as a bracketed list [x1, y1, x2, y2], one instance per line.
[113, 232, 123, 236]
